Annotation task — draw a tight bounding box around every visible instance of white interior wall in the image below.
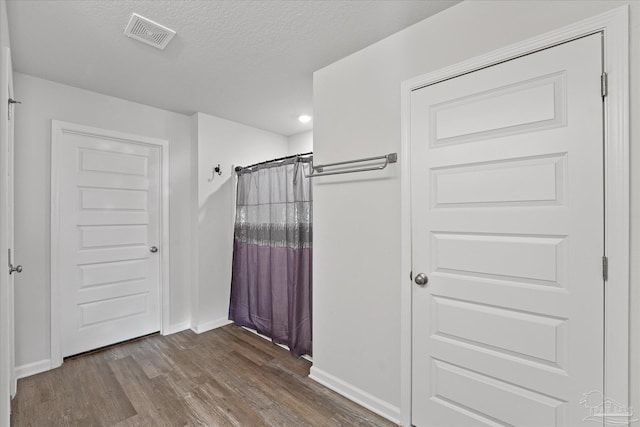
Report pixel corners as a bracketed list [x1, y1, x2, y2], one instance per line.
[189, 116, 200, 331]
[0, 1, 8, 53]
[191, 112, 288, 332]
[12, 73, 193, 369]
[288, 130, 313, 155]
[312, 0, 639, 421]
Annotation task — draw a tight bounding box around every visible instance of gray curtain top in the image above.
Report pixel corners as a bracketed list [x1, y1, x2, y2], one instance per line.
[234, 161, 312, 249]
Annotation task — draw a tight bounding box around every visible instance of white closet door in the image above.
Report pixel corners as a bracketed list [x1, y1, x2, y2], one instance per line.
[55, 126, 162, 357]
[411, 34, 604, 426]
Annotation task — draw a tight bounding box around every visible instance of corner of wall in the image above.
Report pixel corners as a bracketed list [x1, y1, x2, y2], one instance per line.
[287, 129, 313, 155]
[309, 366, 401, 424]
[165, 321, 191, 336]
[15, 359, 52, 381]
[190, 318, 232, 335]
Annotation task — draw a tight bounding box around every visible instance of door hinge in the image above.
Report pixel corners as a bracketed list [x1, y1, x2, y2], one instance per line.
[601, 72, 608, 98]
[602, 256, 608, 281]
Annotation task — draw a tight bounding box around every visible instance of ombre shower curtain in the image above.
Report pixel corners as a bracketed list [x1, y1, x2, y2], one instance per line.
[229, 157, 312, 356]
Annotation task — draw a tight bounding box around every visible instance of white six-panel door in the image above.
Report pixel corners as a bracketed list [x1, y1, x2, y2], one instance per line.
[54, 124, 162, 357]
[410, 34, 603, 426]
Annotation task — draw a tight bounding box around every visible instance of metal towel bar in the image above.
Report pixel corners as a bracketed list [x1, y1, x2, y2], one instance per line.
[304, 153, 397, 178]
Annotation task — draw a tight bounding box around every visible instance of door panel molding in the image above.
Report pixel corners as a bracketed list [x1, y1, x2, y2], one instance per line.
[50, 121, 170, 368]
[400, 6, 629, 426]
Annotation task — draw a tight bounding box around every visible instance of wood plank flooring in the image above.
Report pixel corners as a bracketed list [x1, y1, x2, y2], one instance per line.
[11, 325, 396, 426]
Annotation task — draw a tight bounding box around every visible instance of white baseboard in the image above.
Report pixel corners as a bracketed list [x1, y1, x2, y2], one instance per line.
[190, 317, 232, 334]
[309, 366, 400, 424]
[15, 359, 53, 379]
[164, 321, 191, 336]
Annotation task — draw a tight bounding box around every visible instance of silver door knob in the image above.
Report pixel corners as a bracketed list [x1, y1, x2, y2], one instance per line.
[414, 273, 428, 286]
[150, 246, 158, 253]
[9, 264, 22, 275]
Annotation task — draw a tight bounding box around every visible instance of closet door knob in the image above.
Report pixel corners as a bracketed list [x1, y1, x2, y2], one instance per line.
[150, 246, 158, 253]
[414, 273, 428, 286]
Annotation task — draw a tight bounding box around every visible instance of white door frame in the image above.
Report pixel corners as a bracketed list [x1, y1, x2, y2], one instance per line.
[0, 45, 14, 427]
[400, 6, 629, 426]
[5, 49, 15, 399]
[50, 120, 171, 368]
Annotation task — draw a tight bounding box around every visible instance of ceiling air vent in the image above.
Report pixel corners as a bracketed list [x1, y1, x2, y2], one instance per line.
[124, 13, 176, 50]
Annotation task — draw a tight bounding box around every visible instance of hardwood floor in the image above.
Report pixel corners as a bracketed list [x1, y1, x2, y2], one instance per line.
[11, 325, 396, 426]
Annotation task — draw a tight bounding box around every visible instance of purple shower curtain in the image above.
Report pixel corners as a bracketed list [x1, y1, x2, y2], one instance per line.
[229, 158, 312, 357]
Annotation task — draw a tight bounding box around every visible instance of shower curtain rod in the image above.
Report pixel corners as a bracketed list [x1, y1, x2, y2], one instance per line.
[235, 152, 313, 173]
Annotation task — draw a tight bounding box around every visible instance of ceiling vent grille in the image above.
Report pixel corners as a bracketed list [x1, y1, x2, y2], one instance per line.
[124, 13, 176, 50]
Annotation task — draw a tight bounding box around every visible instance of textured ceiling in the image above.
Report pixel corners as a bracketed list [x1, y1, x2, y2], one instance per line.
[6, 0, 459, 136]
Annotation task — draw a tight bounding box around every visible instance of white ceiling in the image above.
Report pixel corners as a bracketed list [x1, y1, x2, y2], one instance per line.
[6, 0, 460, 136]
